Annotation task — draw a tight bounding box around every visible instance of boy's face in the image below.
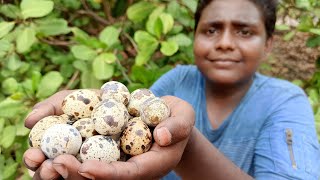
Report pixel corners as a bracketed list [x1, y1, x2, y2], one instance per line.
[194, 0, 273, 86]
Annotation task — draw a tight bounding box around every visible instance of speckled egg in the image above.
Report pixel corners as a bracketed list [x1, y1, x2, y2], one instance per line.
[61, 89, 101, 120]
[29, 115, 67, 148]
[92, 99, 130, 135]
[60, 113, 77, 125]
[101, 81, 130, 105]
[80, 135, 120, 163]
[141, 97, 170, 127]
[40, 124, 82, 159]
[72, 118, 98, 139]
[120, 117, 152, 156]
[127, 89, 155, 117]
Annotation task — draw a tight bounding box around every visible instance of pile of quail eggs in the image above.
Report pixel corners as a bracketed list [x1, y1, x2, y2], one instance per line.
[28, 81, 170, 163]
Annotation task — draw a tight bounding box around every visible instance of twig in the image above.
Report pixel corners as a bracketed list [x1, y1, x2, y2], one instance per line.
[39, 38, 73, 47]
[115, 50, 132, 84]
[62, 70, 80, 90]
[102, 0, 115, 23]
[123, 32, 139, 53]
[77, 10, 109, 26]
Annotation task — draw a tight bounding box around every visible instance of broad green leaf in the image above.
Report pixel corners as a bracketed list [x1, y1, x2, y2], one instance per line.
[21, 0, 54, 19]
[0, 39, 13, 58]
[0, 4, 21, 19]
[160, 41, 179, 56]
[0, 119, 4, 134]
[92, 57, 114, 80]
[0, 21, 15, 39]
[146, 6, 165, 36]
[32, 71, 42, 92]
[153, 17, 163, 39]
[0, 125, 16, 149]
[73, 60, 90, 72]
[306, 35, 320, 48]
[181, 0, 197, 13]
[99, 26, 120, 47]
[7, 53, 22, 71]
[36, 71, 63, 98]
[297, 15, 313, 32]
[3, 162, 18, 179]
[16, 122, 30, 136]
[168, 33, 192, 46]
[0, 98, 24, 118]
[295, 0, 311, 9]
[135, 51, 153, 66]
[95, 52, 117, 64]
[159, 13, 174, 35]
[2, 78, 18, 95]
[134, 30, 159, 50]
[283, 31, 296, 41]
[127, 1, 155, 23]
[80, 71, 103, 88]
[16, 27, 37, 53]
[71, 27, 90, 41]
[275, 24, 290, 31]
[309, 28, 320, 36]
[37, 18, 70, 36]
[71, 45, 97, 61]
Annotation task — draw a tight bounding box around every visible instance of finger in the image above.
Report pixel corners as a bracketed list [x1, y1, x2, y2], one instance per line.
[25, 90, 73, 129]
[33, 159, 61, 180]
[154, 96, 195, 146]
[79, 140, 188, 180]
[23, 148, 46, 171]
[52, 154, 87, 180]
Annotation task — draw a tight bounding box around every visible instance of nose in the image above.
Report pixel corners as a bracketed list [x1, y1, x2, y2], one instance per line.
[215, 30, 235, 51]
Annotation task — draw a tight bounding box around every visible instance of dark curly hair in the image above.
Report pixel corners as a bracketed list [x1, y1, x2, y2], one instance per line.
[194, 0, 278, 39]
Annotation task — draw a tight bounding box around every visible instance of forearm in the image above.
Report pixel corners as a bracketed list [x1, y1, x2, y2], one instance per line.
[174, 127, 253, 180]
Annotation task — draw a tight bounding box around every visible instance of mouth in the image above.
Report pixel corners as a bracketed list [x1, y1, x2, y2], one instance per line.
[208, 58, 241, 67]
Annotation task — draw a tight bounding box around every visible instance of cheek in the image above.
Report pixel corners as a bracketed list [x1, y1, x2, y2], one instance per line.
[193, 37, 211, 59]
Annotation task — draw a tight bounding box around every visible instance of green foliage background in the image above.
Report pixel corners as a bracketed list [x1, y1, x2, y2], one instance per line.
[0, 0, 319, 179]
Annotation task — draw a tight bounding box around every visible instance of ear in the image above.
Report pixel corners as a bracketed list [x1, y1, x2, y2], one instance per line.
[264, 36, 274, 55]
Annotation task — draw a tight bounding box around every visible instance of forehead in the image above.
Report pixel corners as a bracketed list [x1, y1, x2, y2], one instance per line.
[199, 0, 263, 25]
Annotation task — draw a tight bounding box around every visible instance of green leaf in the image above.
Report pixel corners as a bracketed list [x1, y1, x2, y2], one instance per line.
[21, 0, 54, 19]
[16, 27, 37, 53]
[95, 52, 117, 64]
[0, 98, 24, 118]
[153, 17, 163, 39]
[146, 6, 165, 36]
[0, 39, 13, 58]
[36, 71, 63, 98]
[7, 53, 22, 71]
[99, 26, 120, 47]
[0, 4, 21, 19]
[134, 30, 159, 50]
[3, 162, 19, 179]
[0, 119, 4, 135]
[80, 71, 103, 88]
[73, 60, 90, 72]
[0, 21, 15, 39]
[135, 51, 153, 66]
[127, 1, 155, 23]
[36, 18, 70, 36]
[306, 35, 320, 48]
[159, 13, 174, 35]
[168, 33, 192, 46]
[16, 122, 30, 136]
[295, 0, 311, 9]
[181, 0, 197, 13]
[283, 31, 296, 41]
[309, 28, 320, 36]
[71, 45, 97, 61]
[2, 78, 19, 95]
[160, 41, 179, 56]
[0, 125, 16, 149]
[32, 71, 42, 92]
[275, 24, 291, 31]
[92, 57, 114, 80]
[71, 27, 90, 41]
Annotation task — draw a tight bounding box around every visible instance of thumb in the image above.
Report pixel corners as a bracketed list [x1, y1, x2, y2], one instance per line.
[153, 96, 195, 146]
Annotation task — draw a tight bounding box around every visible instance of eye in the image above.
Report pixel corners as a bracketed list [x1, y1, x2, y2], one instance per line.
[238, 28, 252, 37]
[206, 27, 217, 35]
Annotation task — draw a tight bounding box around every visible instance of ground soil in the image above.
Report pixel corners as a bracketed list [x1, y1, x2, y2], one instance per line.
[260, 31, 320, 81]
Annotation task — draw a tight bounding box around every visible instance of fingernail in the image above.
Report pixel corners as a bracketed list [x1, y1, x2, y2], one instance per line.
[25, 109, 38, 120]
[79, 172, 95, 179]
[53, 163, 68, 178]
[24, 157, 40, 170]
[156, 127, 172, 146]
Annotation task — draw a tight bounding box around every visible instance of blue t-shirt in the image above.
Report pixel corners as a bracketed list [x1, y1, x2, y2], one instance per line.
[150, 65, 320, 180]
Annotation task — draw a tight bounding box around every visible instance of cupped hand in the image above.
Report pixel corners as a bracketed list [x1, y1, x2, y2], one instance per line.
[23, 90, 195, 180]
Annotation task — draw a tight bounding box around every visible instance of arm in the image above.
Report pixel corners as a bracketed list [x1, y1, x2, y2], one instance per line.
[174, 127, 253, 180]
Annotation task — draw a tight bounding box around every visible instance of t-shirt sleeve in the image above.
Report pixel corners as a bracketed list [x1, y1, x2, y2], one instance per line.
[254, 88, 320, 180]
[150, 65, 183, 97]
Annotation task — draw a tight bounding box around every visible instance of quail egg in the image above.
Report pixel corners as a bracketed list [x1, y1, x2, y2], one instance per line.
[29, 115, 67, 148]
[80, 135, 120, 163]
[127, 88, 155, 117]
[141, 97, 170, 127]
[92, 99, 130, 135]
[120, 117, 152, 156]
[72, 118, 98, 139]
[101, 81, 130, 105]
[40, 124, 82, 159]
[61, 89, 101, 120]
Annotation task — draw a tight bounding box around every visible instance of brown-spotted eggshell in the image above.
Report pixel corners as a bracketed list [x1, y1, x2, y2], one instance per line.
[127, 89, 155, 117]
[101, 81, 130, 105]
[141, 97, 170, 127]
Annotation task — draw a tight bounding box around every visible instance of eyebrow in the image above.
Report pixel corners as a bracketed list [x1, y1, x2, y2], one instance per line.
[201, 20, 260, 28]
